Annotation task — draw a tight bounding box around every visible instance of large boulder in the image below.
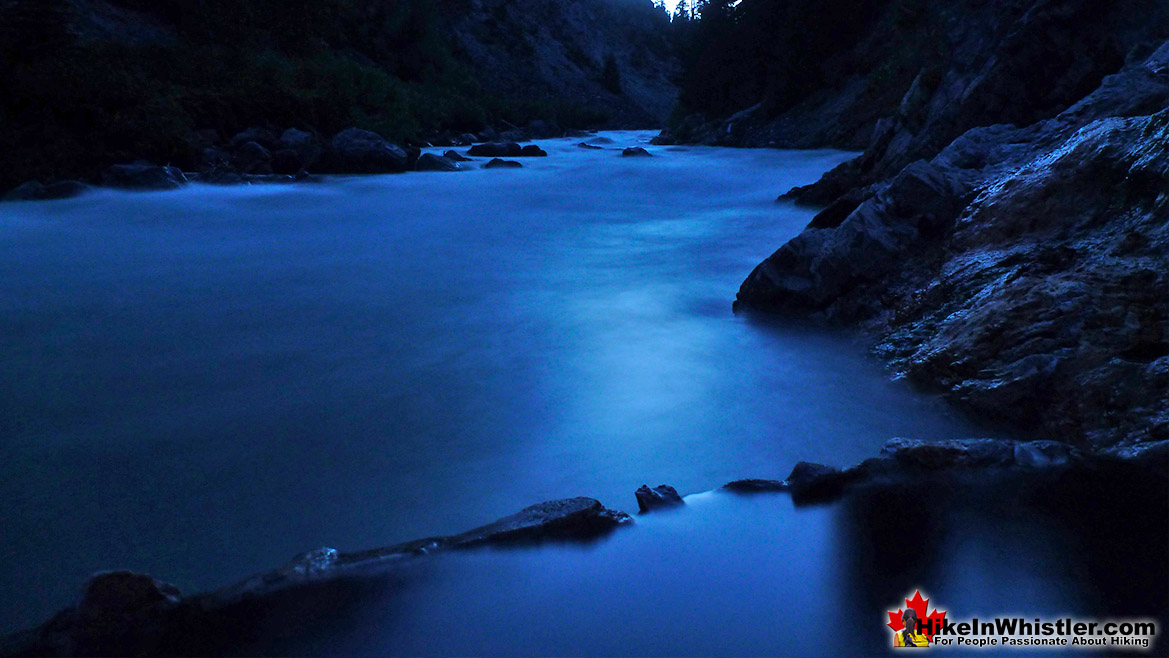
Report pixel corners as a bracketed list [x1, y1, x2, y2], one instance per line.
[327, 128, 409, 173]
[231, 141, 272, 175]
[414, 153, 463, 172]
[270, 149, 303, 176]
[277, 128, 322, 171]
[468, 142, 523, 157]
[622, 147, 652, 157]
[484, 158, 522, 169]
[634, 484, 684, 513]
[102, 164, 187, 190]
[230, 127, 279, 150]
[519, 144, 548, 157]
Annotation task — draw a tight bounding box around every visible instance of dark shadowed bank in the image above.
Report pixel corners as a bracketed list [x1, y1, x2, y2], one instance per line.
[0, 0, 679, 193]
[660, 0, 1168, 451]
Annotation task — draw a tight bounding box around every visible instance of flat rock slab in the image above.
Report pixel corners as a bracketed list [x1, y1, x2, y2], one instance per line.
[720, 479, 789, 494]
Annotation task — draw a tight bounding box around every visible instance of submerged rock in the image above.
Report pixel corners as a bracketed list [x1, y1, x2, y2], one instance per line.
[635, 484, 684, 512]
[484, 158, 523, 169]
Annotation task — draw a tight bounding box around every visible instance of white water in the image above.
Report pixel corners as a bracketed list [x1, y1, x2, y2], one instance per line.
[0, 131, 991, 631]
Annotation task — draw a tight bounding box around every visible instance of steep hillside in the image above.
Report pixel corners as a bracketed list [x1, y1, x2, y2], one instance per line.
[449, 0, 679, 128]
[0, 0, 677, 191]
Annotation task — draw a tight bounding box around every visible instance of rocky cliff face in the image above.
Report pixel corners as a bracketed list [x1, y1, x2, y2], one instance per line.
[735, 43, 1169, 449]
[448, 0, 678, 127]
[678, 0, 1169, 450]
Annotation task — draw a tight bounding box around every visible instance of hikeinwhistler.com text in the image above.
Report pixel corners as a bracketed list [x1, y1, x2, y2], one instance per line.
[918, 617, 1158, 650]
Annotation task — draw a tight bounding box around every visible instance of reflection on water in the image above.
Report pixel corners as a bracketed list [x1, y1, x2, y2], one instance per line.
[239, 466, 1167, 657]
[1, 132, 992, 630]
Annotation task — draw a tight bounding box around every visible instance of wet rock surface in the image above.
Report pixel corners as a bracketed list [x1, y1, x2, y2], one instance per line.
[736, 44, 1169, 449]
[4, 438, 1164, 655]
[719, 479, 788, 494]
[634, 484, 684, 512]
[101, 163, 187, 190]
[483, 158, 523, 170]
[0, 498, 631, 657]
[414, 153, 464, 172]
[468, 142, 524, 158]
[325, 128, 409, 174]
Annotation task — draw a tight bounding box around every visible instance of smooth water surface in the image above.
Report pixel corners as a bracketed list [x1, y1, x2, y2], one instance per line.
[245, 469, 1169, 657]
[0, 132, 988, 630]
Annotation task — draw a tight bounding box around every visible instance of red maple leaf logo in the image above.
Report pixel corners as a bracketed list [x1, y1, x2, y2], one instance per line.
[887, 590, 947, 642]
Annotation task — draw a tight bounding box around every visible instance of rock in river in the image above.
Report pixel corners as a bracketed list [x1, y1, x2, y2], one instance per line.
[102, 163, 187, 190]
[635, 484, 684, 512]
[326, 127, 408, 173]
[415, 153, 464, 172]
[484, 158, 523, 170]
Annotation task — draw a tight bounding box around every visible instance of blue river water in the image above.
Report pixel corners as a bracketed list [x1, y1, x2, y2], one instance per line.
[1, 132, 1039, 635]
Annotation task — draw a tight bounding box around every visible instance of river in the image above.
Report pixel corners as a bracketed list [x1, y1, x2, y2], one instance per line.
[3, 132, 1005, 632]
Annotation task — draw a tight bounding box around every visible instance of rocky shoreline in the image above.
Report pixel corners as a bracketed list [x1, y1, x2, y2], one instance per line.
[733, 43, 1169, 451]
[3, 436, 1164, 657]
[0, 121, 612, 202]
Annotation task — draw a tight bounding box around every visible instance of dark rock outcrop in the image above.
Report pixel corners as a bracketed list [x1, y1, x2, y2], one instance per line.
[634, 484, 684, 512]
[276, 128, 322, 172]
[3, 180, 92, 202]
[1, 498, 631, 657]
[468, 142, 523, 158]
[483, 158, 523, 170]
[519, 144, 548, 157]
[780, 437, 1134, 507]
[720, 479, 788, 494]
[735, 43, 1169, 449]
[443, 150, 471, 162]
[325, 128, 408, 174]
[269, 150, 302, 176]
[414, 153, 463, 172]
[231, 141, 272, 175]
[101, 163, 187, 190]
[621, 147, 652, 157]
